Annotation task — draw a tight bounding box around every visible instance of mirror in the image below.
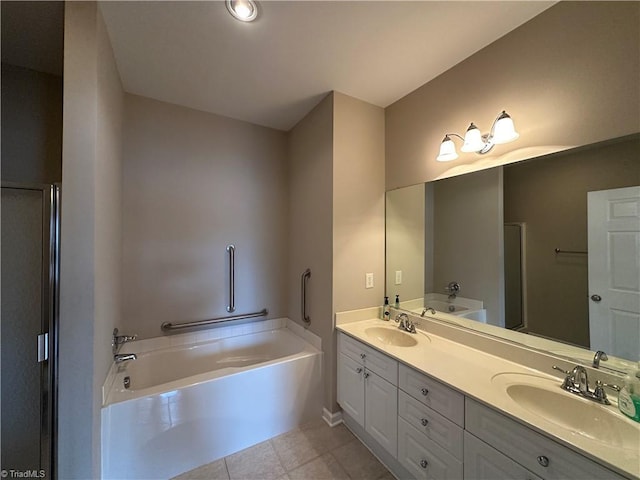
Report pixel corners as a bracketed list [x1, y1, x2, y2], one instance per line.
[386, 134, 640, 372]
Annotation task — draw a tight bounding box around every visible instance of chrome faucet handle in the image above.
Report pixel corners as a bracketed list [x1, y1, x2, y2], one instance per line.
[592, 380, 618, 405]
[395, 313, 409, 324]
[552, 365, 570, 375]
[602, 382, 621, 392]
[592, 350, 608, 368]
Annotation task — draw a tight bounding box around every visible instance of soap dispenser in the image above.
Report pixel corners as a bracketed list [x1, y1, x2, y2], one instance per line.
[394, 294, 400, 309]
[618, 362, 640, 422]
[382, 296, 390, 321]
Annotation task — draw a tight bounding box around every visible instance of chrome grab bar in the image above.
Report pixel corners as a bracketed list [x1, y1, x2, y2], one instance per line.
[301, 268, 311, 324]
[161, 308, 268, 332]
[226, 244, 235, 312]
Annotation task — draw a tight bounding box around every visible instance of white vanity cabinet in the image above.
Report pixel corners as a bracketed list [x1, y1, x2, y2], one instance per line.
[464, 431, 542, 480]
[465, 398, 628, 480]
[337, 333, 398, 457]
[397, 364, 464, 479]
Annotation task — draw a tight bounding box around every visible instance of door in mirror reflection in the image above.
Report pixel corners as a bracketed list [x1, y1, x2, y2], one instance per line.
[588, 186, 640, 361]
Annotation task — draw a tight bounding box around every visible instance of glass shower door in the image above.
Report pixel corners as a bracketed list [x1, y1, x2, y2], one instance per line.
[1, 184, 59, 479]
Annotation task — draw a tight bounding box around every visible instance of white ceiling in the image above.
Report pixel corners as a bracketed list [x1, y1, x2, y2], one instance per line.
[100, 1, 554, 131]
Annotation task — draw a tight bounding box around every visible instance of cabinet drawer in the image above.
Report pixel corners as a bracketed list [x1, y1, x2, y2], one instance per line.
[398, 390, 463, 460]
[398, 364, 464, 426]
[338, 332, 398, 385]
[465, 398, 627, 480]
[464, 431, 542, 480]
[397, 417, 462, 480]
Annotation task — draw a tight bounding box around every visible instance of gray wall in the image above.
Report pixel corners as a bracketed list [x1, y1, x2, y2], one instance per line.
[433, 168, 504, 326]
[386, 2, 640, 189]
[1, 63, 62, 184]
[59, 3, 124, 477]
[287, 93, 335, 410]
[504, 136, 640, 346]
[121, 94, 289, 339]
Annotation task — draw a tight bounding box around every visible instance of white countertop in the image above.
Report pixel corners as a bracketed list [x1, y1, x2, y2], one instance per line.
[336, 317, 640, 479]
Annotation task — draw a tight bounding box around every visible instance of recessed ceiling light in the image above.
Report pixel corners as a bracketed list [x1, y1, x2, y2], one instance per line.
[226, 0, 258, 22]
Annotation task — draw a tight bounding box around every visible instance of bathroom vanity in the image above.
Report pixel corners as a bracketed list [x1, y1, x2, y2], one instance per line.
[336, 310, 639, 480]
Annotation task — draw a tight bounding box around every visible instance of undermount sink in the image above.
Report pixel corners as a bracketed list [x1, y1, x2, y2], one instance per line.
[493, 373, 639, 451]
[364, 326, 419, 347]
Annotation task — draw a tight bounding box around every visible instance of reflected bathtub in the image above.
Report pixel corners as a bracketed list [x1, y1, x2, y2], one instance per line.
[101, 325, 323, 479]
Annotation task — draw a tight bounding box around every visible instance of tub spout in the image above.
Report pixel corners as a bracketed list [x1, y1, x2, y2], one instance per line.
[114, 353, 137, 364]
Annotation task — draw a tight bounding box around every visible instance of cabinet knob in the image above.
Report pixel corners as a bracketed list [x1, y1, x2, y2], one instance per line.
[421, 388, 429, 396]
[360, 353, 366, 359]
[356, 367, 363, 374]
[420, 418, 429, 427]
[537, 455, 549, 467]
[419, 459, 428, 469]
[363, 372, 370, 379]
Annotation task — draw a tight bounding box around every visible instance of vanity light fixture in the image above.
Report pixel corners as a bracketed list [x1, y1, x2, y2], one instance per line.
[226, 0, 258, 22]
[436, 110, 519, 162]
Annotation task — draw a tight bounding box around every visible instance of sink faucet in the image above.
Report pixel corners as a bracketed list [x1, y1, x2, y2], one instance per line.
[552, 365, 618, 405]
[112, 328, 137, 354]
[395, 313, 417, 334]
[114, 353, 137, 364]
[592, 350, 608, 369]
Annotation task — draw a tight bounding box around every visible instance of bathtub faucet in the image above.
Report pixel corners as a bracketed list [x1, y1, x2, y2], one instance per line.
[112, 327, 137, 354]
[114, 353, 137, 364]
[445, 281, 460, 299]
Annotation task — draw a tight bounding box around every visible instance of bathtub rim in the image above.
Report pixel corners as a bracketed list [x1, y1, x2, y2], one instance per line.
[102, 321, 322, 407]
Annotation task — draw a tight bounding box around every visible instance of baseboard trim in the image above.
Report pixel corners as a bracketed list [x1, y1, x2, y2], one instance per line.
[322, 408, 343, 427]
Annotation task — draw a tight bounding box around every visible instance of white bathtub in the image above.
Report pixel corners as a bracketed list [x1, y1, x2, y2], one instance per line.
[101, 323, 323, 479]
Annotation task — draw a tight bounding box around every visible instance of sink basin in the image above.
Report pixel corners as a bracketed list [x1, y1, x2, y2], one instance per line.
[493, 373, 639, 451]
[364, 326, 419, 347]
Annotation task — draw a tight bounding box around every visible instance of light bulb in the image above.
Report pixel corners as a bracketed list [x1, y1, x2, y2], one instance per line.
[461, 123, 486, 153]
[492, 111, 519, 144]
[226, 0, 257, 22]
[437, 135, 459, 162]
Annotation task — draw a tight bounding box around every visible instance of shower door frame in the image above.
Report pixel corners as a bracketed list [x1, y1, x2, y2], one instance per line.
[1, 181, 60, 478]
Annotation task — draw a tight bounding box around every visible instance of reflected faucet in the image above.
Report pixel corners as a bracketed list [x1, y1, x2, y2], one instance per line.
[445, 281, 460, 299]
[592, 350, 608, 369]
[421, 307, 436, 317]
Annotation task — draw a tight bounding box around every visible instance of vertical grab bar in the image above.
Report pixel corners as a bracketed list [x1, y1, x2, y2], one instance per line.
[301, 268, 311, 324]
[226, 245, 235, 312]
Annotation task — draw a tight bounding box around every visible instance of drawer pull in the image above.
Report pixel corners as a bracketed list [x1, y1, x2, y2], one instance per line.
[420, 418, 429, 427]
[356, 367, 363, 374]
[421, 387, 429, 396]
[360, 353, 366, 359]
[363, 372, 370, 379]
[419, 459, 428, 469]
[537, 455, 549, 467]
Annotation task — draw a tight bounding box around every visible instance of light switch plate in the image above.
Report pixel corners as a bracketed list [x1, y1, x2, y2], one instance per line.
[395, 270, 402, 285]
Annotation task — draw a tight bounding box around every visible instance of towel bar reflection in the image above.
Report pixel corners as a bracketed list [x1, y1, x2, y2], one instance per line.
[555, 248, 588, 255]
[227, 244, 235, 312]
[301, 268, 311, 325]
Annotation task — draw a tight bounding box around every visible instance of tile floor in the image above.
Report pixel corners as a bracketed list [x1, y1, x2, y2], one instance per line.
[172, 419, 394, 480]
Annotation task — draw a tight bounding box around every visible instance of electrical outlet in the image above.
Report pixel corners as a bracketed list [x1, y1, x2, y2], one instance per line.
[395, 270, 402, 285]
[365, 273, 374, 289]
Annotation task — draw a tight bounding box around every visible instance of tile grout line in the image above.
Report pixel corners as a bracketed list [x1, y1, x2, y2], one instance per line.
[267, 438, 289, 476]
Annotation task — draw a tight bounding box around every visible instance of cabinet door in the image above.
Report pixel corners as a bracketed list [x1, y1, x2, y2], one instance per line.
[365, 370, 398, 457]
[337, 353, 364, 426]
[464, 432, 542, 480]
